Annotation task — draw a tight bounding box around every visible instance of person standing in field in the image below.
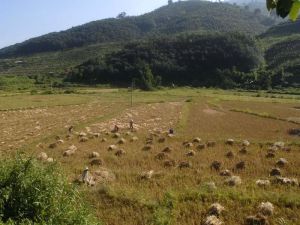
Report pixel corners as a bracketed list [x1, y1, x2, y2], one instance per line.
[129, 119, 134, 131]
[112, 124, 119, 133]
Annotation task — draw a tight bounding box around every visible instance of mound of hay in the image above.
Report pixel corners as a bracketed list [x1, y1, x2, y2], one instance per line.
[276, 158, 288, 167]
[225, 176, 242, 186]
[273, 141, 285, 149]
[155, 152, 168, 160]
[167, 133, 175, 138]
[63, 150, 75, 157]
[288, 128, 300, 136]
[245, 214, 269, 225]
[225, 151, 234, 159]
[140, 170, 154, 180]
[36, 143, 44, 149]
[225, 139, 234, 145]
[274, 177, 299, 186]
[49, 143, 57, 149]
[203, 215, 223, 225]
[242, 140, 250, 147]
[79, 132, 87, 137]
[108, 145, 117, 151]
[268, 145, 279, 152]
[256, 179, 271, 187]
[270, 168, 281, 176]
[130, 136, 138, 142]
[37, 152, 48, 161]
[63, 145, 77, 157]
[162, 147, 173, 153]
[117, 138, 126, 144]
[184, 142, 194, 148]
[220, 169, 232, 177]
[112, 133, 121, 138]
[193, 137, 202, 143]
[178, 161, 192, 169]
[66, 134, 72, 140]
[57, 139, 64, 144]
[90, 159, 103, 166]
[282, 146, 291, 152]
[197, 144, 206, 150]
[182, 141, 189, 146]
[158, 137, 166, 143]
[142, 145, 153, 151]
[89, 152, 100, 158]
[91, 133, 100, 138]
[186, 150, 196, 157]
[239, 147, 248, 154]
[265, 152, 275, 158]
[258, 202, 274, 216]
[207, 141, 216, 148]
[146, 140, 153, 145]
[101, 138, 107, 142]
[210, 161, 222, 171]
[164, 160, 176, 168]
[93, 168, 116, 183]
[115, 149, 126, 157]
[235, 161, 246, 170]
[208, 203, 225, 216]
[79, 137, 88, 142]
[46, 157, 54, 163]
[204, 182, 217, 190]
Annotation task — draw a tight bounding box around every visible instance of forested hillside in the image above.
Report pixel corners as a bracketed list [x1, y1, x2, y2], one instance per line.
[66, 33, 263, 89]
[261, 19, 300, 38]
[0, 0, 275, 58]
[261, 19, 300, 87]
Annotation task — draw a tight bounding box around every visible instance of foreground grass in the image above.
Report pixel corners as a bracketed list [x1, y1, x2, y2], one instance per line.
[0, 156, 101, 225]
[89, 181, 300, 225]
[1, 87, 300, 225]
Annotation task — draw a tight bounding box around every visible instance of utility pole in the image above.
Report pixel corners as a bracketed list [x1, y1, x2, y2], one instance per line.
[130, 79, 134, 107]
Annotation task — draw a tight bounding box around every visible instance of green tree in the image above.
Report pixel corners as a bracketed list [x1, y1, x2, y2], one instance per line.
[256, 67, 272, 89]
[136, 62, 160, 91]
[267, 0, 300, 20]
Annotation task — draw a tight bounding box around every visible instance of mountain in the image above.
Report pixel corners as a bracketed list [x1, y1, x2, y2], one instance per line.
[261, 19, 300, 87]
[0, 0, 275, 58]
[260, 19, 300, 38]
[66, 33, 263, 89]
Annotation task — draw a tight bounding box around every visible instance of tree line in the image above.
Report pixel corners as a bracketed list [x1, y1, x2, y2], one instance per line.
[65, 33, 271, 90]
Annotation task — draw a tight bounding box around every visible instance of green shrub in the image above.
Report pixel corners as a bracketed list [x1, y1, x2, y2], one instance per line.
[30, 89, 38, 95]
[0, 76, 35, 91]
[0, 156, 100, 225]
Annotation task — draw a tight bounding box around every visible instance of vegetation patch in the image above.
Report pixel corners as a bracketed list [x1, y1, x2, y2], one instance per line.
[230, 108, 300, 125]
[0, 156, 100, 225]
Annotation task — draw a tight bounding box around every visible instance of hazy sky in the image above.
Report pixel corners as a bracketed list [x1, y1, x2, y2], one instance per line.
[0, 0, 169, 48]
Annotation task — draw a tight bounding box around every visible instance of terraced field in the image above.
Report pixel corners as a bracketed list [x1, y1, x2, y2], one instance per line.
[0, 88, 299, 225]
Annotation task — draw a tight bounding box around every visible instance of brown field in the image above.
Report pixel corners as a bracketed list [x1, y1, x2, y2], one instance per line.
[0, 88, 299, 225]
